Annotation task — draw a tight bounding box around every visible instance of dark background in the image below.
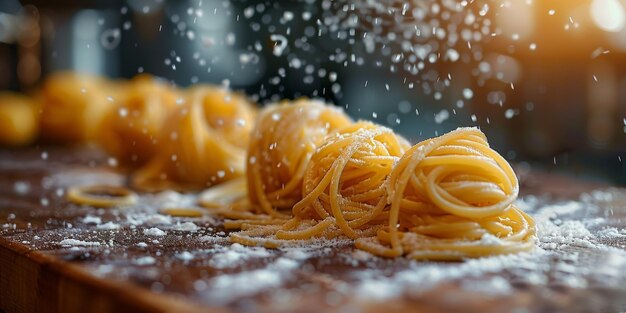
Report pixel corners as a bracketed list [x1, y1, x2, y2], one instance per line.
[1, 0, 625, 184]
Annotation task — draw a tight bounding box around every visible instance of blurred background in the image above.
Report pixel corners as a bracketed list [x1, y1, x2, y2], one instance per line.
[1, 0, 625, 184]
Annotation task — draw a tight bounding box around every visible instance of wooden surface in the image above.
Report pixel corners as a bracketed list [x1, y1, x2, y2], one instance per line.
[1, 146, 626, 313]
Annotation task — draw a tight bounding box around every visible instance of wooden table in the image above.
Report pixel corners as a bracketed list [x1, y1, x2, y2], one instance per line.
[1, 146, 625, 313]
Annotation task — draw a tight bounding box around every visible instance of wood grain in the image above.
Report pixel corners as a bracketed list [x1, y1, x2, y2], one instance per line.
[0, 237, 213, 313]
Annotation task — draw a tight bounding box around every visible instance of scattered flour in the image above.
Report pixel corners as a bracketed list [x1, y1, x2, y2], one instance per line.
[209, 243, 272, 269]
[532, 201, 584, 220]
[128, 214, 172, 226]
[597, 227, 626, 239]
[13, 181, 30, 195]
[353, 194, 626, 301]
[537, 220, 596, 249]
[96, 221, 120, 230]
[171, 222, 198, 232]
[355, 251, 541, 300]
[59, 239, 101, 247]
[41, 184, 626, 306]
[460, 276, 513, 296]
[144, 227, 167, 236]
[145, 190, 198, 208]
[176, 251, 195, 261]
[206, 257, 299, 303]
[133, 256, 156, 265]
[82, 215, 102, 224]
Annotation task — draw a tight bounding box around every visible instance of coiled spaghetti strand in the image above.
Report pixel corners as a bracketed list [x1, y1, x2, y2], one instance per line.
[132, 85, 256, 191]
[246, 99, 352, 217]
[355, 127, 535, 260]
[228, 121, 408, 246]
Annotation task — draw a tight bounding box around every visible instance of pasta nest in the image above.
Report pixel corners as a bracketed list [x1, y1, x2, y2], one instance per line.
[132, 85, 256, 191]
[39, 72, 111, 143]
[98, 74, 180, 165]
[356, 127, 536, 260]
[290, 121, 409, 239]
[229, 121, 409, 247]
[246, 99, 352, 217]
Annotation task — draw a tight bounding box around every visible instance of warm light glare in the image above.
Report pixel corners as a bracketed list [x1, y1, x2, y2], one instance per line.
[591, 0, 626, 32]
[497, 0, 535, 40]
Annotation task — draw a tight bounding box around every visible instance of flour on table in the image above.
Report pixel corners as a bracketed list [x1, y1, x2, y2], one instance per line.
[352, 190, 626, 300]
[209, 243, 272, 269]
[59, 239, 101, 247]
[171, 222, 198, 232]
[96, 221, 120, 230]
[82, 215, 102, 224]
[133, 256, 156, 265]
[144, 227, 166, 236]
[205, 257, 300, 303]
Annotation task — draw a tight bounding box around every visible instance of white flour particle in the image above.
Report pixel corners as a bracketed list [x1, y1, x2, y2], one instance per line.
[59, 239, 101, 247]
[206, 257, 299, 303]
[144, 227, 166, 236]
[209, 243, 271, 269]
[82, 215, 102, 224]
[176, 251, 194, 261]
[144, 214, 172, 226]
[96, 221, 120, 230]
[133, 256, 156, 265]
[171, 222, 198, 232]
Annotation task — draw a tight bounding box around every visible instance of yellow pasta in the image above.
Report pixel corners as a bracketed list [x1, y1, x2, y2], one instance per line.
[67, 185, 138, 208]
[98, 74, 180, 166]
[355, 127, 536, 260]
[223, 125, 536, 260]
[198, 177, 248, 209]
[39, 72, 111, 143]
[160, 207, 205, 217]
[17, 71, 537, 261]
[0, 92, 39, 146]
[246, 99, 353, 217]
[224, 121, 409, 247]
[288, 122, 408, 237]
[132, 85, 256, 191]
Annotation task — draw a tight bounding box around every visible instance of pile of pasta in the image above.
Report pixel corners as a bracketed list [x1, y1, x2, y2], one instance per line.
[0, 72, 257, 191]
[201, 103, 536, 261]
[0, 71, 536, 260]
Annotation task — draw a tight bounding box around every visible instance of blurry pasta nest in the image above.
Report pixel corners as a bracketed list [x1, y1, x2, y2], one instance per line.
[0, 92, 39, 147]
[131, 85, 257, 191]
[39, 72, 112, 143]
[98, 74, 180, 166]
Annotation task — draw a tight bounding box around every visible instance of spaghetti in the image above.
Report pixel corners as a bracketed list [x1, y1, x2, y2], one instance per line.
[39, 72, 111, 143]
[5, 71, 536, 260]
[160, 207, 205, 217]
[67, 185, 138, 208]
[229, 121, 409, 248]
[224, 126, 536, 260]
[355, 127, 536, 260]
[132, 85, 256, 191]
[0, 92, 39, 147]
[97, 75, 180, 166]
[245, 99, 353, 217]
